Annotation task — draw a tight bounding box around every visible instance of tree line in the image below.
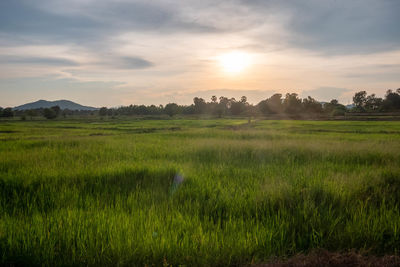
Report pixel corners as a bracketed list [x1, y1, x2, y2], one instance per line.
[0, 106, 94, 119]
[90, 89, 400, 117]
[1, 89, 399, 119]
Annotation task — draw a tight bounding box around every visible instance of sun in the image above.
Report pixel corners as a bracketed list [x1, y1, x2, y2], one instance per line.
[218, 51, 252, 74]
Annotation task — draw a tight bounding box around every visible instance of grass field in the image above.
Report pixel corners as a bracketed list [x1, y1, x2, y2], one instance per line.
[0, 118, 399, 266]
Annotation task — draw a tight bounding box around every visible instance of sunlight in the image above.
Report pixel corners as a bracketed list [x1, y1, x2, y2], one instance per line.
[218, 51, 252, 74]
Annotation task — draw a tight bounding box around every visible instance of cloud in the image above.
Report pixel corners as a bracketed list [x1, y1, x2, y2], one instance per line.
[345, 72, 400, 82]
[0, 0, 220, 46]
[0, 0, 399, 107]
[2, 0, 399, 55]
[0, 55, 79, 66]
[0, 0, 101, 43]
[119, 57, 154, 69]
[374, 64, 400, 70]
[238, 0, 400, 55]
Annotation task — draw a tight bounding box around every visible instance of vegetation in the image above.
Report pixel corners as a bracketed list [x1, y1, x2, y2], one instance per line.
[86, 89, 400, 117]
[0, 119, 399, 266]
[0, 107, 14, 118]
[43, 106, 60, 119]
[7, 89, 400, 120]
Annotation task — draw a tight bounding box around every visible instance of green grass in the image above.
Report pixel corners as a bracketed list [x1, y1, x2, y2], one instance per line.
[0, 119, 399, 266]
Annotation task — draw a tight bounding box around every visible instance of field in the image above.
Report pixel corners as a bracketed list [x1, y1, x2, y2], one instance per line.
[0, 119, 399, 266]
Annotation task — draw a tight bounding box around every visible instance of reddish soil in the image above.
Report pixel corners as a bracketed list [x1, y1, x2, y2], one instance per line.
[254, 250, 400, 267]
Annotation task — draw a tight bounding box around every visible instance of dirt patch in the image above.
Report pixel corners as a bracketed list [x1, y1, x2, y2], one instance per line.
[92, 126, 181, 133]
[254, 250, 400, 267]
[0, 130, 19, 133]
[88, 133, 112, 136]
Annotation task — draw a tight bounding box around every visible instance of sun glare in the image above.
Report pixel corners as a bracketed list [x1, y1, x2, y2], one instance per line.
[218, 51, 252, 74]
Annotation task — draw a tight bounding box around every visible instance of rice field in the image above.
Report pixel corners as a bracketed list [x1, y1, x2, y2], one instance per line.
[0, 118, 399, 266]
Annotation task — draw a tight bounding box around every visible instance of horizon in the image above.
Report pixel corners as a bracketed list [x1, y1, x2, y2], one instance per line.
[7, 94, 358, 109]
[1, 0, 399, 108]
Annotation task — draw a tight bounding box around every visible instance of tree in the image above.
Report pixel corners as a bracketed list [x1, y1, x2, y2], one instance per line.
[244, 105, 259, 122]
[182, 105, 195, 115]
[51, 106, 61, 117]
[148, 105, 163, 115]
[352, 91, 387, 112]
[324, 99, 347, 116]
[257, 99, 269, 115]
[353, 91, 367, 111]
[365, 94, 383, 111]
[229, 96, 248, 116]
[2, 107, 14, 117]
[193, 97, 206, 114]
[283, 93, 302, 114]
[266, 94, 283, 114]
[230, 100, 245, 115]
[257, 94, 284, 115]
[268, 94, 283, 113]
[99, 107, 108, 116]
[302, 96, 323, 113]
[43, 108, 57, 119]
[164, 103, 179, 117]
[26, 109, 37, 120]
[208, 96, 218, 115]
[383, 89, 400, 111]
[330, 99, 339, 105]
[214, 96, 231, 117]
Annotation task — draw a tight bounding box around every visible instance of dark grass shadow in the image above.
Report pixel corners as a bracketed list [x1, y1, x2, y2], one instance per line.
[0, 130, 19, 133]
[0, 255, 42, 267]
[355, 171, 400, 206]
[77, 167, 176, 195]
[0, 167, 176, 215]
[173, 178, 399, 253]
[190, 146, 393, 167]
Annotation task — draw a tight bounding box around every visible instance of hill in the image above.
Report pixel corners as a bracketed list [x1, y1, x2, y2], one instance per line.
[14, 100, 98, 111]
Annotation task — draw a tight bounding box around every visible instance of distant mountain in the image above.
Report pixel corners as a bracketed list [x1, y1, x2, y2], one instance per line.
[14, 100, 98, 111]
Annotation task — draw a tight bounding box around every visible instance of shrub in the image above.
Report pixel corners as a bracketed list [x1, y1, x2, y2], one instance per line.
[43, 108, 57, 119]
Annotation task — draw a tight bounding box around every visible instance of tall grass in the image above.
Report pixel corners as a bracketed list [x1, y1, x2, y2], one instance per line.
[0, 119, 399, 266]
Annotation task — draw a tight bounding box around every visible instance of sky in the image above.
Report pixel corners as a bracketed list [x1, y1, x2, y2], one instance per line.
[0, 0, 399, 108]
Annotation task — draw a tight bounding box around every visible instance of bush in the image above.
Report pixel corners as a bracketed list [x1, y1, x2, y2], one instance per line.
[331, 108, 345, 116]
[43, 108, 57, 119]
[2, 108, 14, 117]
